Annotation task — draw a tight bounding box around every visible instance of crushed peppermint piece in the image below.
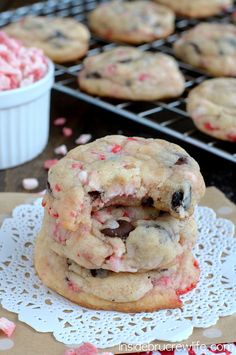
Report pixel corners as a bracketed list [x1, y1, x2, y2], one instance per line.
[111, 144, 122, 153]
[54, 144, 68, 156]
[138, 73, 151, 81]
[53, 117, 66, 126]
[78, 170, 88, 184]
[0, 31, 48, 91]
[62, 127, 73, 137]
[99, 154, 106, 160]
[75, 133, 92, 145]
[44, 159, 58, 170]
[64, 342, 113, 355]
[22, 178, 39, 190]
[71, 162, 83, 169]
[0, 317, 16, 337]
[54, 183, 61, 192]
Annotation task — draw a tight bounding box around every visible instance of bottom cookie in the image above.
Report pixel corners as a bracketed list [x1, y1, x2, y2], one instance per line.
[35, 230, 200, 313]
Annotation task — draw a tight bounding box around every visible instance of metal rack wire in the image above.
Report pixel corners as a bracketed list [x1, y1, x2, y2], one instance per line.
[0, 0, 236, 163]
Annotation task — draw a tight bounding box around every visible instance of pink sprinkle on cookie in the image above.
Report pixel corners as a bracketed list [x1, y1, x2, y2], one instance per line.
[71, 162, 83, 169]
[62, 127, 73, 137]
[99, 154, 106, 160]
[53, 117, 66, 126]
[54, 144, 68, 156]
[204, 122, 220, 131]
[227, 133, 236, 142]
[138, 73, 151, 81]
[75, 133, 92, 145]
[44, 159, 58, 170]
[111, 144, 122, 153]
[54, 184, 61, 192]
[22, 178, 39, 190]
[0, 317, 16, 337]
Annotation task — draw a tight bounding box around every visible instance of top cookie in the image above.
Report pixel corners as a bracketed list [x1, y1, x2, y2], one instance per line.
[43, 135, 205, 232]
[3, 16, 90, 63]
[154, 0, 232, 18]
[88, 0, 175, 44]
[174, 23, 236, 77]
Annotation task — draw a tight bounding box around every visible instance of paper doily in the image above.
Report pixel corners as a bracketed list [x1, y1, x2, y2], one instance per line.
[0, 200, 235, 348]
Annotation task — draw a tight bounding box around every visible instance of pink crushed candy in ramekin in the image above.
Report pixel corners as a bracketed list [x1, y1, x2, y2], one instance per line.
[0, 31, 48, 91]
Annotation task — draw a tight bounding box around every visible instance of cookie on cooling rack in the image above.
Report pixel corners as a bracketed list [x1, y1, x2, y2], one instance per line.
[35, 229, 200, 312]
[88, 0, 175, 44]
[3, 16, 90, 63]
[187, 78, 236, 142]
[78, 46, 185, 100]
[174, 23, 236, 77]
[154, 0, 232, 18]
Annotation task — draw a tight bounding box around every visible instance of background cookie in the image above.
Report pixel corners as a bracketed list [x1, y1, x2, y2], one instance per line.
[88, 0, 175, 44]
[154, 0, 232, 18]
[79, 47, 185, 101]
[174, 23, 236, 77]
[3, 16, 90, 63]
[187, 78, 236, 142]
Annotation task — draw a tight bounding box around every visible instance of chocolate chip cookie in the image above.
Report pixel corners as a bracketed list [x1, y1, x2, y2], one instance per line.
[174, 23, 236, 77]
[154, 0, 232, 18]
[79, 47, 185, 100]
[88, 0, 175, 44]
[35, 229, 200, 312]
[3, 16, 90, 63]
[187, 78, 236, 142]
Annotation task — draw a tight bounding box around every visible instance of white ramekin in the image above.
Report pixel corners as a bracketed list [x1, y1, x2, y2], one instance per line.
[0, 61, 54, 170]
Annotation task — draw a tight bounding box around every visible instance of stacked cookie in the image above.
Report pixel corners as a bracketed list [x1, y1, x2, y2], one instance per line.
[35, 135, 205, 312]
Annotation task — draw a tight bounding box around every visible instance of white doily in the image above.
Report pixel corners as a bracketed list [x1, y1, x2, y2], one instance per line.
[0, 200, 236, 348]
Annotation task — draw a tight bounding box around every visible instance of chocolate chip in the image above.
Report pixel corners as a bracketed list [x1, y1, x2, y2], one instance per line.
[171, 190, 184, 210]
[46, 180, 52, 194]
[125, 80, 132, 86]
[86, 72, 102, 79]
[141, 197, 154, 207]
[88, 190, 101, 201]
[118, 58, 133, 64]
[175, 156, 188, 165]
[47, 30, 67, 41]
[189, 42, 202, 55]
[101, 220, 135, 240]
[90, 269, 108, 278]
[171, 186, 192, 212]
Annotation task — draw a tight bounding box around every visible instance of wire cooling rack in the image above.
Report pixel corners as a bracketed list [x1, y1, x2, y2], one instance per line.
[0, 0, 236, 163]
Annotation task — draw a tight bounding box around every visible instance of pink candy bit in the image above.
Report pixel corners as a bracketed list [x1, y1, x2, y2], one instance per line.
[227, 133, 236, 142]
[111, 144, 122, 154]
[54, 144, 68, 156]
[0, 317, 16, 337]
[70, 210, 77, 218]
[62, 127, 73, 137]
[106, 63, 117, 75]
[53, 117, 66, 126]
[44, 159, 58, 170]
[138, 73, 152, 81]
[75, 133, 92, 145]
[98, 154, 106, 160]
[54, 183, 61, 192]
[71, 162, 83, 169]
[68, 280, 81, 293]
[22, 178, 39, 190]
[204, 122, 220, 131]
[127, 137, 138, 141]
[64, 342, 113, 355]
